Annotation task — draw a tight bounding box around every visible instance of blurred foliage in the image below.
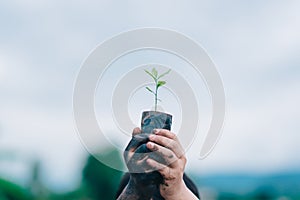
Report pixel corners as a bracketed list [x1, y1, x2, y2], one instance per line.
[0, 148, 124, 200]
[0, 178, 32, 200]
[81, 149, 124, 200]
[1, 148, 300, 200]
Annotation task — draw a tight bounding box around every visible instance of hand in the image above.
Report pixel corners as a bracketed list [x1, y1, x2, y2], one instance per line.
[146, 129, 196, 200]
[120, 128, 198, 200]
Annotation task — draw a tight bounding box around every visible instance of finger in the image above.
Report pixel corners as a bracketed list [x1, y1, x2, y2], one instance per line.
[148, 134, 185, 159]
[146, 141, 178, 167]
[146, 158, 167, 172]
[146, 159, 174, 181]
[153, 129, 176, 140]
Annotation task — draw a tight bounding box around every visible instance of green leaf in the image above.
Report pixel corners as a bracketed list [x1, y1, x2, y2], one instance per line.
[152, 68, 158, 78]
[157, 80, 166, 88]
[144, 69, 156, 81]
[157, 69, 171, 79]
[145, 86, 155, 94]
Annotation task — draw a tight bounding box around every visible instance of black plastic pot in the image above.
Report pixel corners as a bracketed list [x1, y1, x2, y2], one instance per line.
[141, 111, 172, 134]
[136, 111, 172, 186]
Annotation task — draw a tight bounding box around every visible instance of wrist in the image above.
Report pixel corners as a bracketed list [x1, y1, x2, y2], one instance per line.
[163, 180, 199, 200]
[161, 180, 187, 200]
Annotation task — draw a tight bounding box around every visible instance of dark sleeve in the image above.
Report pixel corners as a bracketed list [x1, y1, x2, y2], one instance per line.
[183, 173, 200, 199]
[115, 173, 130, 199]
[115, 173, 200, 199]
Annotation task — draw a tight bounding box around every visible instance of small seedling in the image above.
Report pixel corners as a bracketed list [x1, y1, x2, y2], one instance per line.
[144, 67, 171, 112]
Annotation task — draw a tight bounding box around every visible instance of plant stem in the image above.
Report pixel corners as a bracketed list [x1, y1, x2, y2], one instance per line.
[155, 79, 158, 112]
[145, 68, 171, 112]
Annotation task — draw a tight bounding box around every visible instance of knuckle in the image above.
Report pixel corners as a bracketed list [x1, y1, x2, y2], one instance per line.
[169, 132, 176, 139]
[181, 155, 187, 164]
[167, 151, 174, 159]
[170, 140, 176, 149]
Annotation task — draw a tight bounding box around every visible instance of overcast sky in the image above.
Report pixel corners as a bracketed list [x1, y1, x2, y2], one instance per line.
[0, 0, 300, 192]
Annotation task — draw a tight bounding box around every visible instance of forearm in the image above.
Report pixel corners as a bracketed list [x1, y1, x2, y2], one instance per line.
[162, 181, 199, 200]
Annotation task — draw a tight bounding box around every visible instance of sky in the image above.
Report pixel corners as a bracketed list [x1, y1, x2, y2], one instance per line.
[0, 0, 300, 192]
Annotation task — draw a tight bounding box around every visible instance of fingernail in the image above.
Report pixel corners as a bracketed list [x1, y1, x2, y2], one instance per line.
[153, 129, 159, 134]
[149, 134, 155, 140]
[148, 142, 154, 148]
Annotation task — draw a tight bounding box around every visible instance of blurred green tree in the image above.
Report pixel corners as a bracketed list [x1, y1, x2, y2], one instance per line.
[82, 148, 124, 200]
[0, 178, 32, 200]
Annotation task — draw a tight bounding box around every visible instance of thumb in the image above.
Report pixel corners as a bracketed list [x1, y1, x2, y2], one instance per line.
[132, 127, 141, 136]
